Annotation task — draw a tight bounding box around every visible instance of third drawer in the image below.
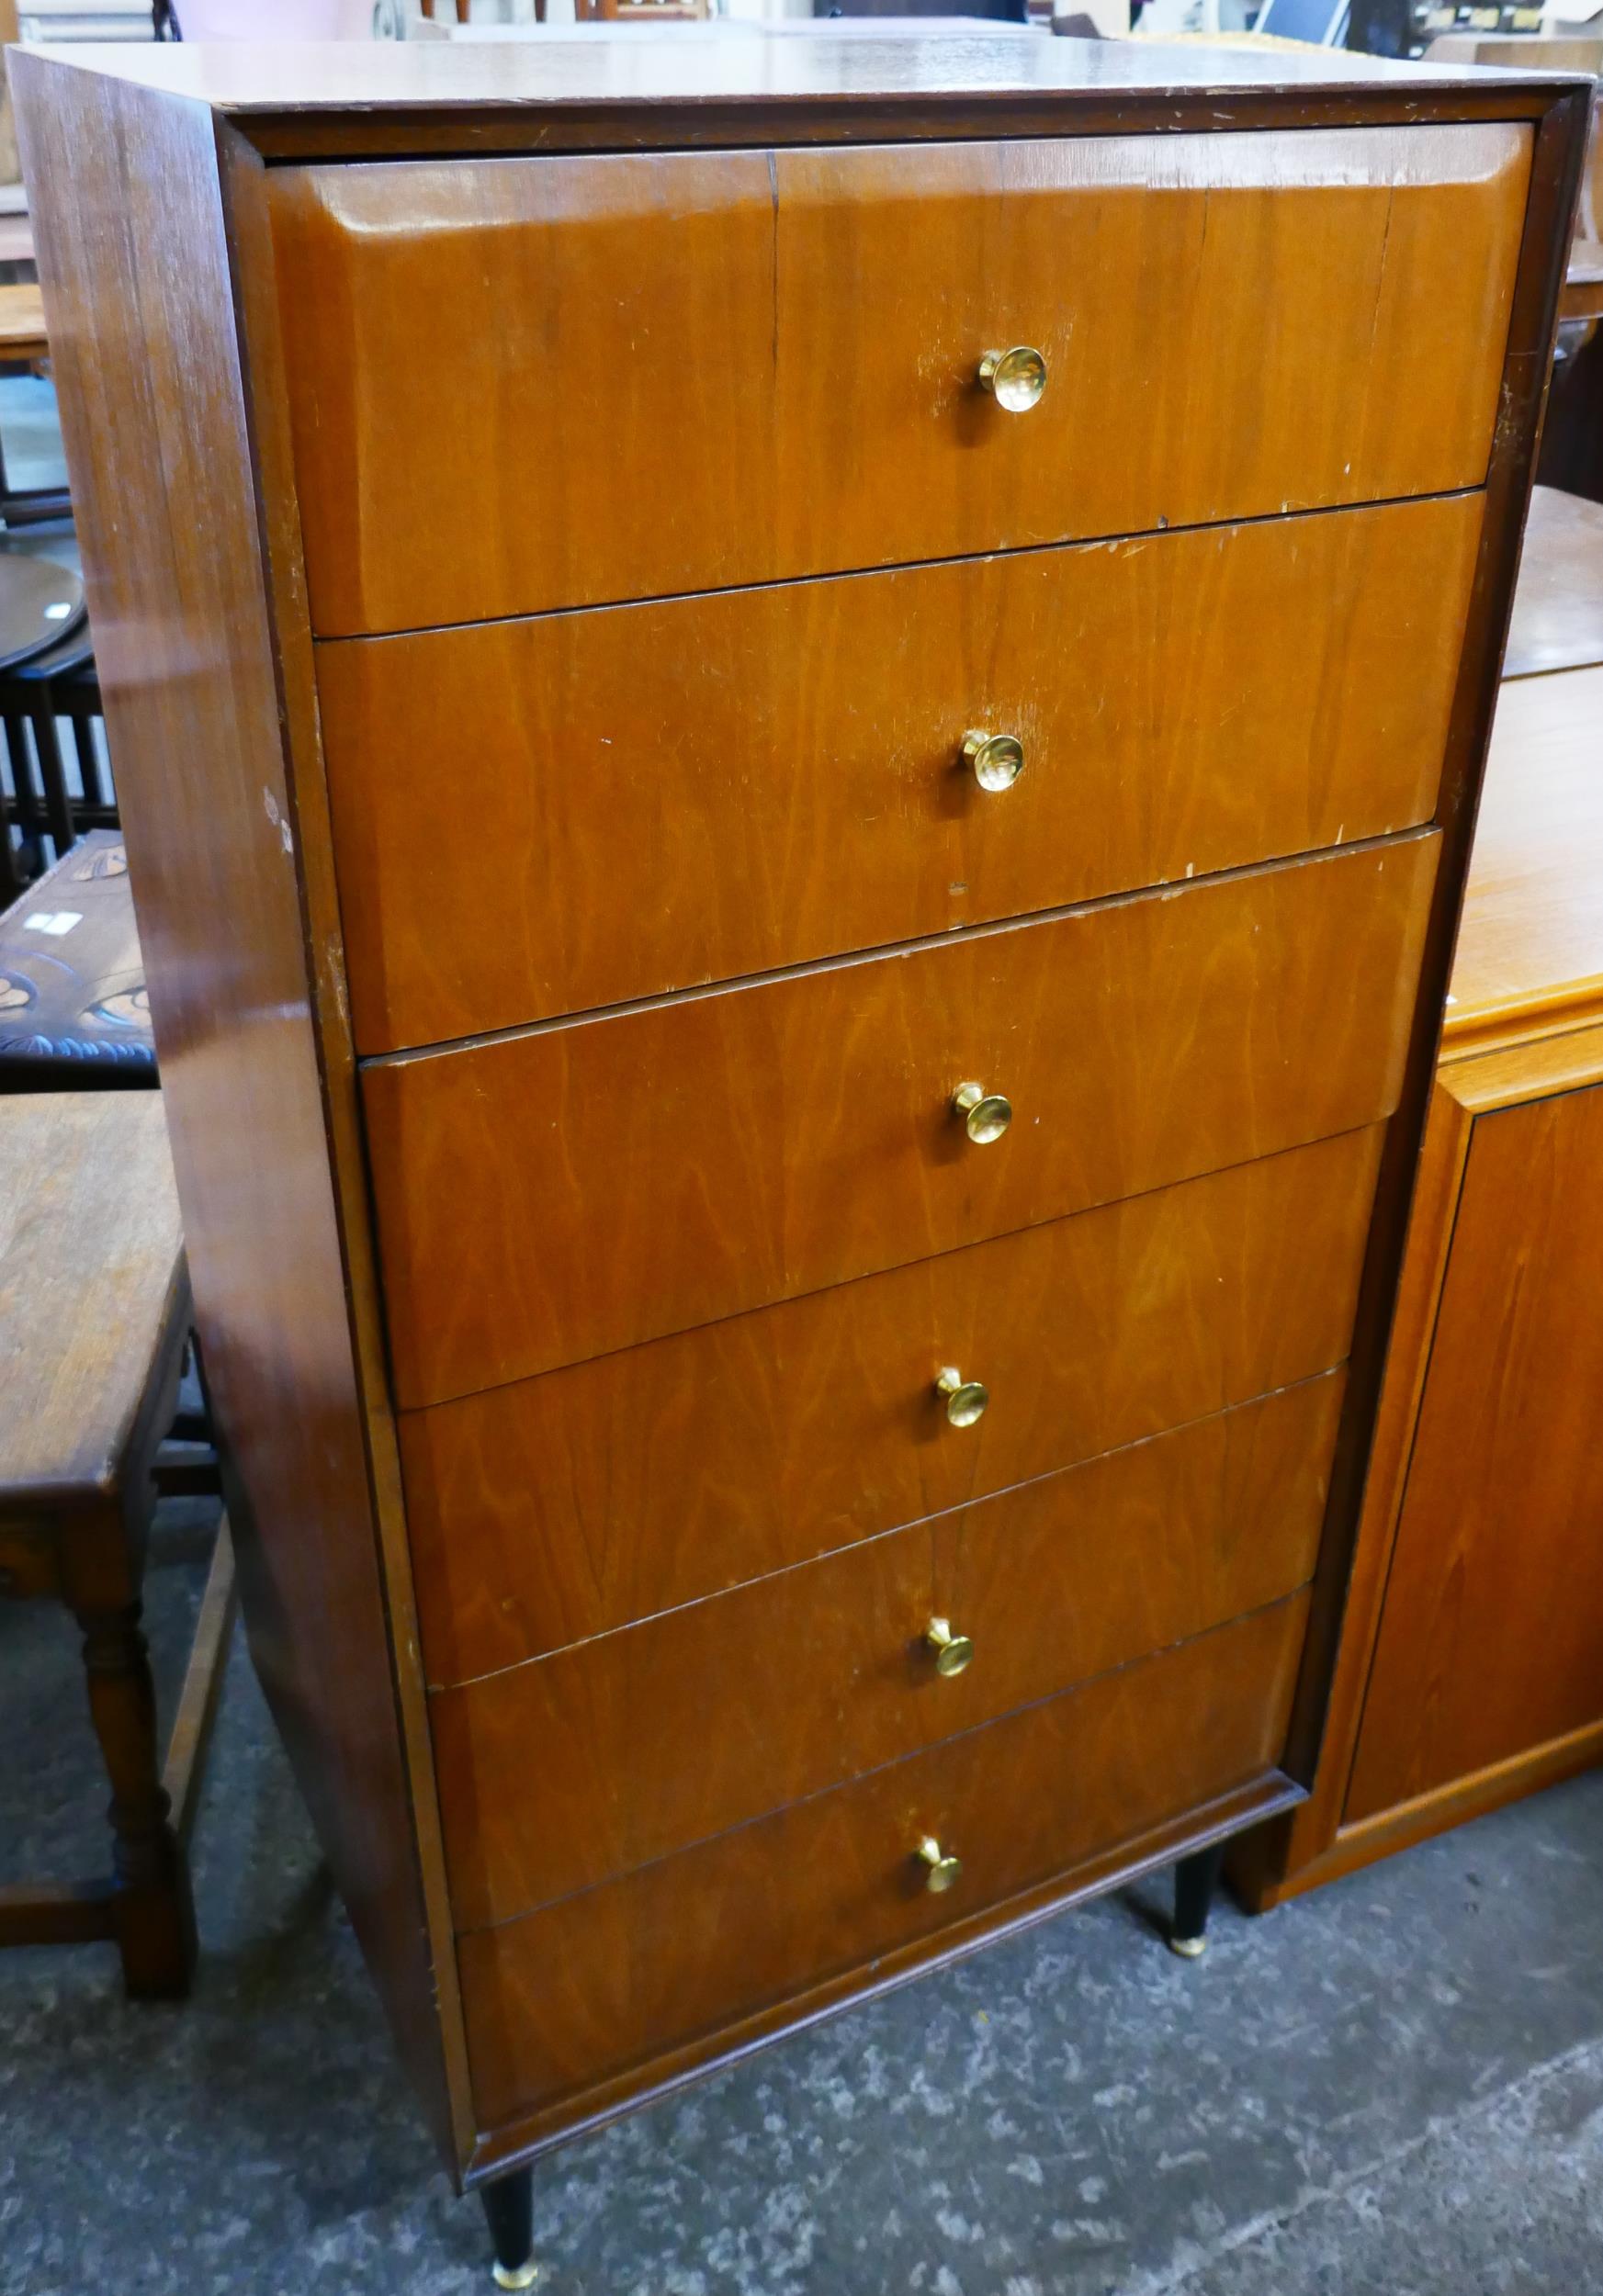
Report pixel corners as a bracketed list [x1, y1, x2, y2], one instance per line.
[431, 1372, 1341, 1927]
[365, 831, 1438, 1405]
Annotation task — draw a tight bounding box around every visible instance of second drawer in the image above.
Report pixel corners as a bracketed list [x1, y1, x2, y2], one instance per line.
[432, 1372, 1340, 1927]
[320, 492, 1480, 1053]
[365, 831, 1438, 1404]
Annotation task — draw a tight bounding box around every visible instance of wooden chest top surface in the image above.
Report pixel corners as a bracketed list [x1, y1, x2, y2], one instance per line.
[17, 30, 1589, 163]
[24, 28, 1569, 110]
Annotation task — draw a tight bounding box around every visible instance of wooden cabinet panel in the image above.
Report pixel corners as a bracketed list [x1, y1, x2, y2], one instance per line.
[434, 1377, 1339, 1925]
[457, 1593, 1308, 2127]
[404, 1131, 1378, 1683]
[1344, 1082, 1603, 1822]
[364, 834, 1438, 1405]
[321, 494, 1481, 1053]
[271, 128, 1527, 636]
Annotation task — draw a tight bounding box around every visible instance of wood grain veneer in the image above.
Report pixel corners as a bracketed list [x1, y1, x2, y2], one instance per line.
[320, 493, 1482, 1052]
[403, 1129, 1380, 1683]
[1342, 1081, 1603, 1820]
[435, 1377, 1340, 1925]
[458, 1593, 1308, 2128]
[365, 833, 1438, 1405]
[271, 129, 1527, 636]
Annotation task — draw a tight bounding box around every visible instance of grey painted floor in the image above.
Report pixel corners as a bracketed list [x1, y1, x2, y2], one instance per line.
[3, 1510, 1601, 2296]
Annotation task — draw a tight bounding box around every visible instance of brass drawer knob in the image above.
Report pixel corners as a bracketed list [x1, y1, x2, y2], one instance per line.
[962, 729, 1025, 793]
[952, 1080, 1012, 1144]
[924, 1616, 975, 1677]
[916, 1836, 964, 1893]
[935, 1366, 988, 1428]
[977, 344, 1047, 413]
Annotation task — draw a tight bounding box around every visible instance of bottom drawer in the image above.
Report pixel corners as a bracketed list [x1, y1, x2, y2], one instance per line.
[435, 1374, 1341, 1926]
[459, 1593, 1308, 2130]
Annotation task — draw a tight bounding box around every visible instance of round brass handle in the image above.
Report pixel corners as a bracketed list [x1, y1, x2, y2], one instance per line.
[952, 1080, 1013, 1145]
[916, 1836, 964, 1893]
[925, 1616, 975, 1677]
[977, 344, 1047, 413]
[963, 729, 1026, 793]
[935, 1366, 988, 1429]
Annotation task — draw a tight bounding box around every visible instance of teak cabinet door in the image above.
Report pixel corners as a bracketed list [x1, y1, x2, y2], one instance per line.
[1344, 1079, 1603, 1822]
[271, 125, 1529, 635]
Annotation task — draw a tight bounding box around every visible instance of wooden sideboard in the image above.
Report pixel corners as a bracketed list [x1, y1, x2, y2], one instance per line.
[12, 35, 1587, 2281]
[1235, 487, 1603, 1910]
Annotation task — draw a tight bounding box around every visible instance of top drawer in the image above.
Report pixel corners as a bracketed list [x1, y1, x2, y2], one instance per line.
[269, 126, 1530, 636]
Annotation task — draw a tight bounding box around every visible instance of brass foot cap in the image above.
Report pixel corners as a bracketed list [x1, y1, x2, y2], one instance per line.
[1168, 1932, 1208, 1960]
[491, 2262, 538, 2290]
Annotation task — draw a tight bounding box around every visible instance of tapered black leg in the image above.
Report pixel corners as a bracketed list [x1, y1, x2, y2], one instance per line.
[480, 2168, 536, 2290]
[1170, 1842, 1225, 1960]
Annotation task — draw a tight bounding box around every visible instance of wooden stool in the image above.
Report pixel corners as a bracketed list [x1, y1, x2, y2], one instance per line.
[0, 1092, 233, 1998]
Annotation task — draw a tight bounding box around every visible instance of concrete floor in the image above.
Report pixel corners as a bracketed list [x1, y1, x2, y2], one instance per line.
[3, 1510, 1601, 2296]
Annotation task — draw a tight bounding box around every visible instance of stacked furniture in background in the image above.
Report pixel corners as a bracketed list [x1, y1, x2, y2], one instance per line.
[13, 35, 1587, 2283]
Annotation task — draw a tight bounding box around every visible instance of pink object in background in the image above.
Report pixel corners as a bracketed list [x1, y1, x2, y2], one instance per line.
[173, 0, 378, 34]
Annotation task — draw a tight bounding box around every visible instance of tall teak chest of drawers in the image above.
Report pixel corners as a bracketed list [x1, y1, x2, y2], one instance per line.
[15, 32, 1587, 2279]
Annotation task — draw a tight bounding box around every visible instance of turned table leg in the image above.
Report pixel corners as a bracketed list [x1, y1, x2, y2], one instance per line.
[73, 1594, 196, 1999]
[1169, 1841, 1226, 1961]
[480, 2167, 537, 2289]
